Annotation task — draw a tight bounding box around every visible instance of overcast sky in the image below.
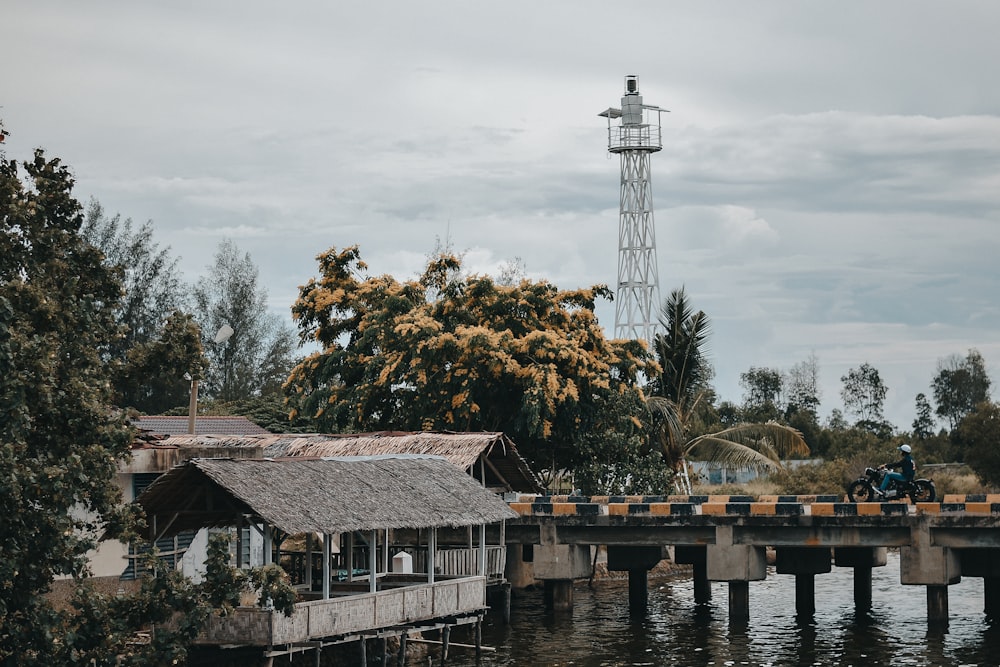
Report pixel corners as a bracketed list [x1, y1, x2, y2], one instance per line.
[5, 1, 999, 430]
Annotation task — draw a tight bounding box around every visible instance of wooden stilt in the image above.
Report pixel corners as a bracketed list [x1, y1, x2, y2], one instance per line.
[475, 619, 482, 661]
[396, 632, 408, 667]
[359, 636, 366, 666]
[439, 626, 450, 666]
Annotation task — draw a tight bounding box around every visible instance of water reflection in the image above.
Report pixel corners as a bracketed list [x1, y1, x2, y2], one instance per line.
[442, 551, 997, 666]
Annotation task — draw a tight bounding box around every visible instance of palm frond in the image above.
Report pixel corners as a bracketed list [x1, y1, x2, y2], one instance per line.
[684, 422, 809, 473]
[645, 395, 685, 466]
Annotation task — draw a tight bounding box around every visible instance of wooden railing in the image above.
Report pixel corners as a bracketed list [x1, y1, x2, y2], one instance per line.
[195, 575, 487, 646]
[281, 545, 507, 587]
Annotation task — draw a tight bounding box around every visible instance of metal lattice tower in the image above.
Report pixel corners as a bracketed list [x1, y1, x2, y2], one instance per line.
[599, 75, 667, 348]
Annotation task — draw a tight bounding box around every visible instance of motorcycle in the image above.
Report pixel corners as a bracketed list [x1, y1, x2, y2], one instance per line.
[847, 466, 936, 503]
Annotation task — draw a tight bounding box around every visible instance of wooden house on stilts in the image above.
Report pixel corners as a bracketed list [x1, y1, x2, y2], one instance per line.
[136, 455, 517, 663]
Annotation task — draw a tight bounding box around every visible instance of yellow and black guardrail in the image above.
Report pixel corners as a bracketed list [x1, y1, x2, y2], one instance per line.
[508, 494, 1000, 517]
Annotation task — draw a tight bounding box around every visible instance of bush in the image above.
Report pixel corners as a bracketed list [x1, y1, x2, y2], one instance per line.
[767, 459, 854, 495]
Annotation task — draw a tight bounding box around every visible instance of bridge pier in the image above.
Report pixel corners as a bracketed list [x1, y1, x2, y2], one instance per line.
[674, 546, 710, 603]
[927, 585, 949, 622]
[708, 526, 766, 624]
[533, 542, 592, 611]
[775, 547, 832, 617]
[834, 547, 887, 613]
[900, 520, 960, 624]
[985, 577, 1000, 616]
[607, 545, 663, 612]
[543, 579, 575, 611]
[956, 549, 1000, 616]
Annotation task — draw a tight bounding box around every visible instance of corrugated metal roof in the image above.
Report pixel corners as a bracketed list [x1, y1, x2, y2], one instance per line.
[134, 415, 270, 436]
[137, 457, 517, 537]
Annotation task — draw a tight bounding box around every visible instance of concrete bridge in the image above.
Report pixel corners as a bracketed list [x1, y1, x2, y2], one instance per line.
[502, 493, 1000, 625]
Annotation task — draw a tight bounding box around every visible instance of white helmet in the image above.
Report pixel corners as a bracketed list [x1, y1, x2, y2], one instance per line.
[899, 444, 911, 453]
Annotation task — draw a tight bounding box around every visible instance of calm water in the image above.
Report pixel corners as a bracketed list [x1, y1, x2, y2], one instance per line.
[447, 552, 1000, 667]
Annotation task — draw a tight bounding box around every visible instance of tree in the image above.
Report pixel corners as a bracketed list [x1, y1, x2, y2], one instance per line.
[931, 349, 992, 430]
[739, 366, 784, 423]
[286, 245, 655, 473]
[117, 310, 208, 413]
[572, 388, 673, 495]
[193, 239, 297, 402]
[840, 362, 889, 431]
[1, 147, 139, 662]
[81, 199, 187, 359]
[954, 401, 1000, 488]
[0, 135, 297, 664]
[912, 392, 936, 440]
[646, 288, 808, 492]
[786, 354, 821, 416]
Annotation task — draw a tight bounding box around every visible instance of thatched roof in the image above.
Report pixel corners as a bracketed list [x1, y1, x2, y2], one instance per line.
[136, 456, 518, 539]
[158, 431, 542, 493]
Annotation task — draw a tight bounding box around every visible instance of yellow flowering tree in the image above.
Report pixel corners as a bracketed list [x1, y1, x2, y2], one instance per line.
[287, 246, 658, 475]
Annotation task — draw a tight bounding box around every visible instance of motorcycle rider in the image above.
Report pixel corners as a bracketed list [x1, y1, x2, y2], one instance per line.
[879, 444, 915, 497]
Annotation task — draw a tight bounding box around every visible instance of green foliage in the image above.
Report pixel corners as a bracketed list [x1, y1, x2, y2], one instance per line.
[197, 394, 314, 433]
[954, 401, 1000, 488]
[118, 310, 208, 413]
[912, 392, 936, 440]
[245, 565, 297, 616]
[644, 288, 808, 491]
[193, 239, 297, 402]
[80, 199, 187, 363]
[739, 366, 784, 423]
[786, 354, 821, 417]
[649, 287, 712, 408]
[0, 146, 282, 664]
[1, 148, 136, 662]
[286, 245, 655, 472]
[840, 362, 889, 426]
[932, 349, 991, 431]
[767, 459, 855, 495]
[572, 390, 674, 495]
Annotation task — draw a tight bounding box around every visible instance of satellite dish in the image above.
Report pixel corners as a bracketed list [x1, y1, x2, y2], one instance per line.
[214, 324, 234, 343]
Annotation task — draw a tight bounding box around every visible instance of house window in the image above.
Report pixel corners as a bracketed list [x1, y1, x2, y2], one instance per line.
[121, 473, 197, 580]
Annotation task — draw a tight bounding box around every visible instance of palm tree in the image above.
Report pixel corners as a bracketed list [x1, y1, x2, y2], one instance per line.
[647, 288, 809, 493]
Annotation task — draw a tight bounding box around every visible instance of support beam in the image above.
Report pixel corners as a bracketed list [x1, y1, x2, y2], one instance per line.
[728, 581, 750, 625]
[543, 580, 574, 611]
[479, 523, 487, 577]
[927, 585, 949, 624]
[396, 632, 407, 667]
[675, 546, 710, 603]
[628, 569, 648, 612]
[428, 528, 437, 584]
[854, 566, 873, 613]
[795, 574, 815, 616]
[322, 533, 331, 600]
[775, 547, 830, 618]
[370, 530, 377, 594]
[263, 523, 272, 566]
[986, 577, 1000, 617]
[439, 625, 450, 666]
[305, 533, 313, 590]
[834, 546, 885, 613]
